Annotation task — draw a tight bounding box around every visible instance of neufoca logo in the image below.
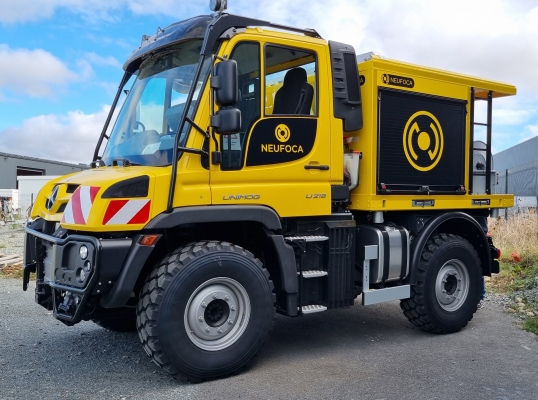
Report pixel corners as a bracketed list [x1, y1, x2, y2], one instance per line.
[275, 124, 291, 142]
[260, 123, 304, 154]
[403, 111, 444, 171]
[382, 74, 414, 88]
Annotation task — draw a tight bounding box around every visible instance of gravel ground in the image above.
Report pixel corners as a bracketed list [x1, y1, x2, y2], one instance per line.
[1, 278, 537, 400]
[1, 225, 537, 398]
[0, 222, 26, 257]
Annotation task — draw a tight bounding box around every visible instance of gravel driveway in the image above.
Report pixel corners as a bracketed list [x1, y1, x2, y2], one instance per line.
[0, 223, 25, 258]
[1, 277, 537, 400]
[2, 224, 537, 399]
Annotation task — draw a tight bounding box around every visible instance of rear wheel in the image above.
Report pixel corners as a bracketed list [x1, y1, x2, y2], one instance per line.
[401, 233, 482, 333]
[137, 241, 275, 381]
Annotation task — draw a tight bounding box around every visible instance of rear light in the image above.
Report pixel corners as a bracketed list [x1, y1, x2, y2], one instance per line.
[497, 248, 502, 259]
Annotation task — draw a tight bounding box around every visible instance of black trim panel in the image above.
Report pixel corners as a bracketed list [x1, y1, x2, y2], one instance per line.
[145, 205, 282, 230]
[266, 233, 298, 317]
[331, 185, 349, 201]
[100, 235, 155, 308]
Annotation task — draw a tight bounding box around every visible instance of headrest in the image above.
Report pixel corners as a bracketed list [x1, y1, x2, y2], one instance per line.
[284, 68, 307, 85]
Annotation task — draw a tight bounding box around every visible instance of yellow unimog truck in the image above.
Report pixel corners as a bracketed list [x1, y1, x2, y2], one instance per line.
[23, 0, 515, 381]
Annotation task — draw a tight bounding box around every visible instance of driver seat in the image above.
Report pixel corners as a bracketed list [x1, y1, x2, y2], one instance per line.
[272, 67, 313, 115]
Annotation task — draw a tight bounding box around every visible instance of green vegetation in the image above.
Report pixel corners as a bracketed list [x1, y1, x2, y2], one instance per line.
[524, 316, 538, 335]
[492, 262, 538, 293]
[489, 211, 538, 335]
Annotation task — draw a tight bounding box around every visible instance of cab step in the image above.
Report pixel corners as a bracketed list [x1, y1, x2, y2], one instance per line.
[300, 270, 328, 278]
[301, 305, 327, 314]
[285, 235, 329, 242]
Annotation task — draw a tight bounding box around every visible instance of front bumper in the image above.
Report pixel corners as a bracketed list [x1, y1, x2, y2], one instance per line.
[24, 226, 132, 324]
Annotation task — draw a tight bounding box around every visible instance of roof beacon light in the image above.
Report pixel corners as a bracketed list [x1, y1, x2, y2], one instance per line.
[210, 0, 227, 13]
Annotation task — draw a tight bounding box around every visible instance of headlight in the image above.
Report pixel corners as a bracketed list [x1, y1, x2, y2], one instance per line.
[79, 245, 88, 260]
[77, 268, 87, 283]
[83, 261, 92, 272]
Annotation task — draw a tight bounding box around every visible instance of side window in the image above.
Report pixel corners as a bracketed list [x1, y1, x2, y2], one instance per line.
[265, 45, 317, 116]
[221, 42, 261, 170]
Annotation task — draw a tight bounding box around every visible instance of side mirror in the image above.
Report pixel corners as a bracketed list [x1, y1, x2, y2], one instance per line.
[211, 60, 238, 106]
[210, 108, 241, 135]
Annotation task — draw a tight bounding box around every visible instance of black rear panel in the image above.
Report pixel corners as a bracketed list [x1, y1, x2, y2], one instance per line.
[377, 88, 466, 193]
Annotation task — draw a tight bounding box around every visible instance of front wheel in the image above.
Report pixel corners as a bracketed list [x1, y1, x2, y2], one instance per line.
[401, 233, 482, 334]
[137, 241, 275, 381]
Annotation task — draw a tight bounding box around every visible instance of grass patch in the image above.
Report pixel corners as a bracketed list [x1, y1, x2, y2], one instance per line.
[488, 210, 538, 335]
[489, 262, 538, 293]
[524, 316, 538, 335]
[0, 263, 25, 279]
[488, 211, 538, 269]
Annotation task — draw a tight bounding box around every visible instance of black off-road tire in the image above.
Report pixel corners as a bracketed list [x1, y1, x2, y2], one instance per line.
[400, 233, 482, 334]
[136, 241, 275, 381]
[91, 306, 137, 332]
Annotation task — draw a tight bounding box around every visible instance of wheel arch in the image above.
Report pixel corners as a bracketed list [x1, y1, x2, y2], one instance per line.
[102, 206, 298, 315]
[405, 212, 490, 286]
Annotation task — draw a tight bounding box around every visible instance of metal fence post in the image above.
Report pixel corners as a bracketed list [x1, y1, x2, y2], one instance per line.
[505, 169, 509, 219]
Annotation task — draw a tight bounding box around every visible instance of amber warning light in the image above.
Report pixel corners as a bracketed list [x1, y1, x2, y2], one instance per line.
[140, 234, 161, 246]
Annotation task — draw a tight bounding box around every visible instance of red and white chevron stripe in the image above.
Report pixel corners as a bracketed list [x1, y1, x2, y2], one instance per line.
[62, 186, 100, 225]
[102, 199, 151, 225]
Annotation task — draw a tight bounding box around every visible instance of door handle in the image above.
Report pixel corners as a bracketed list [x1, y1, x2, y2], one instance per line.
[304, 165, 329, 170]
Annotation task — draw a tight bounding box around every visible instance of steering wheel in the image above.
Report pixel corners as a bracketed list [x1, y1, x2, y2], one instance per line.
[134, 121, 146, 131]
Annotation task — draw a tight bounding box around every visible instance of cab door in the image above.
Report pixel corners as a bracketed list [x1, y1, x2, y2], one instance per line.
[210, 35, 332, 217]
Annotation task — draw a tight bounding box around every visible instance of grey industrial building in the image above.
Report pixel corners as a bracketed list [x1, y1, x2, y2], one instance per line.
[0, 152, 88, 189]
[494, 136, 538, 198]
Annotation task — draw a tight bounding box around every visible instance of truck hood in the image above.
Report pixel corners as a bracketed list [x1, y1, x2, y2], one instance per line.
[32, 166, 168, 232]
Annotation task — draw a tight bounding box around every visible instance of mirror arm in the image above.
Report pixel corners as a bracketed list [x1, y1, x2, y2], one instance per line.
[177, 146, 208, 157]
[185, 117, 210, 139]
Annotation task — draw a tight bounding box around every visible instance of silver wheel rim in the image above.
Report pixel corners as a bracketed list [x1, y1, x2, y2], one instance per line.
[185, 277, 251, 351]
[435, 259, 470, 312]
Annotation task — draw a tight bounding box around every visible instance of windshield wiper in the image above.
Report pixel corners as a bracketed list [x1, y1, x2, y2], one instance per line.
[111, 159, 141, 167]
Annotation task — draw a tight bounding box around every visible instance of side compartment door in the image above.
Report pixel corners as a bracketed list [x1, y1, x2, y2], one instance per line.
[210, 37, 332, 217]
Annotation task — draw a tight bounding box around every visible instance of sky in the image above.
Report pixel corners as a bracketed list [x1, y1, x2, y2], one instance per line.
[0, 0, 537, 164]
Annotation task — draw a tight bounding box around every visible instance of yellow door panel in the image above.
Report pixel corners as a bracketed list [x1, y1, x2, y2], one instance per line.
[209, 34, 333, 217]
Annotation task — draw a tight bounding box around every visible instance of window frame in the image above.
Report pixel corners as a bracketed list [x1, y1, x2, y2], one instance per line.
[263, 43, 319, 118]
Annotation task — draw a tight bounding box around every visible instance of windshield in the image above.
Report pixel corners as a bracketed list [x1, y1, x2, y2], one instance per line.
[102, 40, 210, 166]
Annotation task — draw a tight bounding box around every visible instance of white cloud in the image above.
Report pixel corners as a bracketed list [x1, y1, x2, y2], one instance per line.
[0, 45, 84, 97]
[0, 106, 110, 164]
[3, 0, 538, 156]
[84, 52, 121, 68]
[85, 33, 133, 50]
[518, 122, 538, 144]
[0, 0, 66, 23]
[0, 0, 199, 24]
